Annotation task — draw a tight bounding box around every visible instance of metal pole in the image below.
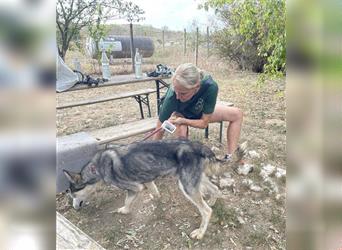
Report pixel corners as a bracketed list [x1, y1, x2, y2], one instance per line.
[207, 26, 210, 58]
[137, 95, 144, 119]
[162, 29, 165, 52]
[184, 28, 187, 55]
[195, 27, 199, 66]
[129, 22, 135, 73]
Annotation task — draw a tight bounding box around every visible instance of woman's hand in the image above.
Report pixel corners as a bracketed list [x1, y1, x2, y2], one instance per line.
[169, 112, 212, 129]
[168, 112, 186, 125]
[169, 116, 185, 125]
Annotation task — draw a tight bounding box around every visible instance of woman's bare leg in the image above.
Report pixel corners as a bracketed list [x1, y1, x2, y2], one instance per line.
[209, 104, 243, 154]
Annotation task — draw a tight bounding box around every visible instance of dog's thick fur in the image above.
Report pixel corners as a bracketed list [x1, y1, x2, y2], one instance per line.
[64, 139, 246, 239]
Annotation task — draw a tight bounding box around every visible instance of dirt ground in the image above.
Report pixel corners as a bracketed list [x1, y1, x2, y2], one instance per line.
[56, 57, 286, 250]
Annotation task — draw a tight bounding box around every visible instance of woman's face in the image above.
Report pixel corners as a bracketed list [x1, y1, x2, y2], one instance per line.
[173, 80, 199, 102]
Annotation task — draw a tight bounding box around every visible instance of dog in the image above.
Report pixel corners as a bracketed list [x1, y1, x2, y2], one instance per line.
[63, 139, 246, 239]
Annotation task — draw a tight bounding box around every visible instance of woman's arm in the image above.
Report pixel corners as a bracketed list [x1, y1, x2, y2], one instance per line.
[169, 113, 212, 129]
[152, 120, 165, 140]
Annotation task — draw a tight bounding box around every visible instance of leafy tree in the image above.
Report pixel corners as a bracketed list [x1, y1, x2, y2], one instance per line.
[56, 0, 144, 60]
[200, 0, 286, 75]
[87, 4, 110, 61]
[57, 0, 95, 59]
[121, 1, 145, 23]
[89, 1, 144, 65]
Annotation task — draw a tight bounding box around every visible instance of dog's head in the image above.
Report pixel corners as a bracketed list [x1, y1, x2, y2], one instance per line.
[63, 160, 101, 210]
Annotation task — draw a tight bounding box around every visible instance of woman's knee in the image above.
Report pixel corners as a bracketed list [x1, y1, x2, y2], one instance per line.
[235, 108, 243, 122]
[221, 107, 243, 122]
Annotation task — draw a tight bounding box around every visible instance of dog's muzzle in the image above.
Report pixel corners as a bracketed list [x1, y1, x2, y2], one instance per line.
[72, 198, 84, 210]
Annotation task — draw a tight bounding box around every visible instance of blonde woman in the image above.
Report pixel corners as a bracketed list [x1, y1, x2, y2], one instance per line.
[153, 63, 243, 161]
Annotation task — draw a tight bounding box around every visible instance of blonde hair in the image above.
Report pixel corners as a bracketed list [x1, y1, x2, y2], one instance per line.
[172, 63, 205, 89]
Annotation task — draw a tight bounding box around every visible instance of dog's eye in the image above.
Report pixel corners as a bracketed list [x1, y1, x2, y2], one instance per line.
[70, 184, 86, 193]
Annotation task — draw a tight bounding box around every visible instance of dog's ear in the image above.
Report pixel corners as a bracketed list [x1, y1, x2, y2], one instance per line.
[63, 170, 81, 184]
[100, 152, 115, 168]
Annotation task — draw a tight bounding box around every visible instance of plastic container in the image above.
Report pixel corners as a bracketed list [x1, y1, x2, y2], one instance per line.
[134, 48, 142, 79]
[101, 49, 111, 80]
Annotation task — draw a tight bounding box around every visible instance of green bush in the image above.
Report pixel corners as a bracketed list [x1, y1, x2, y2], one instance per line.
[213, 30, 266, 72]
[202, 0, 286, 75]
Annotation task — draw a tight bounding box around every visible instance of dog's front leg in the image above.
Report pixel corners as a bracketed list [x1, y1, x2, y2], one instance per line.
[144, 181, 161, 199]
[200, 174, 221, 206]
[178, 181, 212, 240]
[188, 193, 212, 240]
[116, 190, 139, 214]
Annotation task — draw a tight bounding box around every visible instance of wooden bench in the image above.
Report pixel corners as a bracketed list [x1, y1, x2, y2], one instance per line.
[86, 100, 233, 145]
[85, 100, 234, 144]
[58, 100, 233, 147]
[89, 117, 157, 144]
[57, 74, 171, 118]
[57, 88, 157, 119]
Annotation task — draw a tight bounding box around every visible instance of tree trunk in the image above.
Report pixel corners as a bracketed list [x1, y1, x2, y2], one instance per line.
[61, 40, 69, 60]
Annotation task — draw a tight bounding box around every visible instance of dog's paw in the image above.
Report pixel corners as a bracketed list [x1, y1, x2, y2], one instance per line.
[116, 206, 130, 214]
[190, 228, 205, 240]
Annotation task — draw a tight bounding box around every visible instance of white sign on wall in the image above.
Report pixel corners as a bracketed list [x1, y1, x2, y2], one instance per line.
[99, 40, 122, 52]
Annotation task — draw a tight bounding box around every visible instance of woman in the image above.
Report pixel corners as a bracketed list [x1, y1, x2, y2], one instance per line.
[153, 63, 243, 161]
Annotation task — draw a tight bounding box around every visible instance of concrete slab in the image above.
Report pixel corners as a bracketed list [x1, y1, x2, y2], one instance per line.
[56, 132, 99, 193]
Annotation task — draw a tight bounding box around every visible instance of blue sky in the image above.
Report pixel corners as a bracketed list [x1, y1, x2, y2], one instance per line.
[115, 0, 216, 32]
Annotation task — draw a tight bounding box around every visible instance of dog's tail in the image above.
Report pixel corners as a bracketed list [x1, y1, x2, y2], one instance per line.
[204, 141, 248, 176]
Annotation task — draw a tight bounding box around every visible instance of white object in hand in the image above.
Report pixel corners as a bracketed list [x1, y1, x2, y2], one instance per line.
[161, 120, 176, 134]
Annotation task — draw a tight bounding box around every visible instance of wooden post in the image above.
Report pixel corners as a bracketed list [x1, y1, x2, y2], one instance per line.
[207, 26, 210, 58]
[195, 27, 199, 66]
[129, 22, 135, 73]
[184, 28, 187, 55]
[162, 29, 165, 52]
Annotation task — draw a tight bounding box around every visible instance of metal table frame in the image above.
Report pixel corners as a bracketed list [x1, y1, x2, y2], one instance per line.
[155, 78, 170, 114]
[57, 74, 170, 118]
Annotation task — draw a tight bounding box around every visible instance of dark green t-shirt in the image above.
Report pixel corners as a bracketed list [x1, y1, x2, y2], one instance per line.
[159, 75, 218, 122]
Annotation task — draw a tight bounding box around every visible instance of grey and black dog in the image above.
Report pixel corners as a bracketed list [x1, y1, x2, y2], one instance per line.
[64, 139, 246, 239]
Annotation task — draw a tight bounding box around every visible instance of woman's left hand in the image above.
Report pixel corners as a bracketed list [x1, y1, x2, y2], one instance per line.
[169, 116, 185, 125]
